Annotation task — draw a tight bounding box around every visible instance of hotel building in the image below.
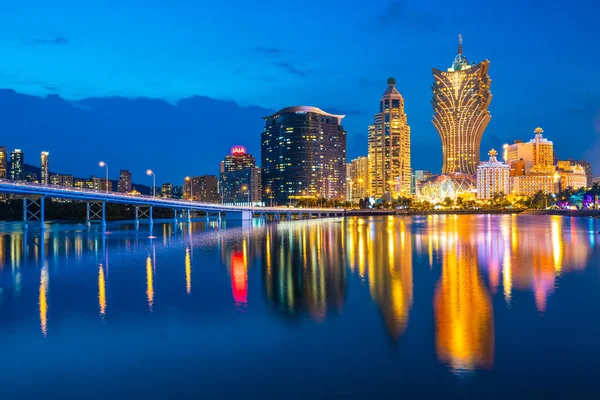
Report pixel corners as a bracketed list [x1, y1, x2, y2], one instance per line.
[261, 106, 346, 204]
[504, 127, 554, 174]
[432, 34, 492, 175]
[220, 146, 261, 205]
[476, 149, 510, 199]
[368, 77, 411, 197]
[556, 161, 587, 191]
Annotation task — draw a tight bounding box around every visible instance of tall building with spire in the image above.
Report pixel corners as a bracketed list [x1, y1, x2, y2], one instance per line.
[368, 77, 411, 198]
[432, 34, 492, 175]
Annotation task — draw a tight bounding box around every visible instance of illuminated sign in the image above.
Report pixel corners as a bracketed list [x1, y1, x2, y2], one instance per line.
[231, 146, 247, 155]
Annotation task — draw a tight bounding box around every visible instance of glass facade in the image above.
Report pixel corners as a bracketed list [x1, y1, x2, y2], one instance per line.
[368, 78, 411, 198]
[432, 36, 492, 175]
[261, 106, 346, 205]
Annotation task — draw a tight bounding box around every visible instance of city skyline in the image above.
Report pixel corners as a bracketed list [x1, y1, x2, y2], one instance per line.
[0, 0, 597, 181]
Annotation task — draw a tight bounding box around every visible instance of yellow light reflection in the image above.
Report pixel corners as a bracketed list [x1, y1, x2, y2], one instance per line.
[185, 248, 191, 294]
[39, 268, 48, 337]
[99, 264, 106, 316]
[146, 255, 154, 311]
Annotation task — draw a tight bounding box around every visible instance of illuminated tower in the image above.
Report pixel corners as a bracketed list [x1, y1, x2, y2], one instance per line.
[10, 149, 24, 180]
[368, 78, 411, 198]
[40, 151, 49, 184]
[432, 34, 492, 175]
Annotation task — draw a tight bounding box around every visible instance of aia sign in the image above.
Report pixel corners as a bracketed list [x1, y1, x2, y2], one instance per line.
[231, 146, 247, 155]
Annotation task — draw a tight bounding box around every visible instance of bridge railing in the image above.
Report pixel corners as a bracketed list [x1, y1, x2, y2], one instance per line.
[0, 179, 345, 213]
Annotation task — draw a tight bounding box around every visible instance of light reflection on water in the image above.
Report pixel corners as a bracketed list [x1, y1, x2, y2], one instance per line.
[0, 215, 598, 396]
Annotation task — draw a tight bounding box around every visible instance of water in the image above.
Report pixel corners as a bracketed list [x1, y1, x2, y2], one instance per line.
[0, 215, 599, 398]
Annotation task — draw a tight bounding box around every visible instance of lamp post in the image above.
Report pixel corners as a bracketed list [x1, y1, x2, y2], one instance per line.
[146, 169, 155, 197]
[99, 161, 109, 193]
[185, 176, 193, 201]
[242, 185, 250, 207]
[266, 188, 273, 207]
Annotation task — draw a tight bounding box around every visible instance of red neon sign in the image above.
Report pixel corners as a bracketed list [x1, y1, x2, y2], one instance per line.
[231, 146, 247, 155]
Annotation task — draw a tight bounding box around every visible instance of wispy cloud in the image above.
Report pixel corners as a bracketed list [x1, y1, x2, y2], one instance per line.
[358, 1, 439, 32]
[273, 62, 308, 77]
[254, 47, 283, 56]
[31, 37, 69, 46]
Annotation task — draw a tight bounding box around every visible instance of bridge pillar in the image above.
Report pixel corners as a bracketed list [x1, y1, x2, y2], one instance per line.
[86, 202, 106, 228]
[135, 206, 139, 226]
[101, 202, 106, 229]
[205, 212, 209, 224]
[40, 197, 45, 230]
[173, 209, 178, 224]
[22, 196, 46, 229]
[218, 212, 222, 223]
[149, 206, 153, 226]
[309, 212, 313, 219]
[23, 197, 28, 228]
[187, 209, 191, 223]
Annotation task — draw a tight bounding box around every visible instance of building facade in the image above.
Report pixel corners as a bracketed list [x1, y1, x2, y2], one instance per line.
[432, 35, 492, 175]
[349, 156, 369, 202]
[184, 175, 219, 203]
[10, 149, 24, 180]
[510, 165, 556, 196]
[0, 146, 7, 179]
[40, 151, 49, 184]
[161, 183, 173, 198]
[505, 127, 554, 174]
[476, 149, 510, 199]
[556, 161, 587, 191]
[220, 147, 262, 205]
[118, 170, 132, 193]
[368, 77, 411, 198]
[261, 106, 346, 204]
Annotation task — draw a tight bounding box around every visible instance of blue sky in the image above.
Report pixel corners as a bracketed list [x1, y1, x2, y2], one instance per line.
[0, 0, 598, 181]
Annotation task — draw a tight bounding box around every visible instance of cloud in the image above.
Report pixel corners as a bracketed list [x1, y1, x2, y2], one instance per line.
[32, 37, 69, 45]
[358, 1, 438, 32]
[272, 62, 308, 77]
[254, 47, 283, 56]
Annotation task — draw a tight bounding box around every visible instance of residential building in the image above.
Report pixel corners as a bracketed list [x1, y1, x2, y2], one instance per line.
[476, 149, 510, 199]
[161, 183, 173, 198]
[118, 170, 132, 193]
[368, 77, 411, 197]
[50, 174, 62, 185]
[184, 175, 219, 203]
[0, 146, 7, 179]
[10, 149, 24, 180]
[349, 156, 369, 202]
[63, 175, 73, 187]
[432, 34, 492, 175]
[40, 151, 49, 184]
[261, 106, 346, 204]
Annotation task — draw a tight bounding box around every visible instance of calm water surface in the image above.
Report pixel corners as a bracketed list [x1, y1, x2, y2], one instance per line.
[1, 215, 599, 398]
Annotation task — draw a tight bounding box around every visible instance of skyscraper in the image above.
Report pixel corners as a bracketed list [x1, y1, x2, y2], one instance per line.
[10, 149, 24, 181]
[118, 170, 132, 193]
[40, 151, 49, 184]
[349, 156, 369, 202]
[0, 146, 7, 179]
[476, 149, 510, 199]
[262, 106, 346, 204]
[432, 34, 492, 175]
[368, 78, 411, 198]
[220, 146, 261, 205]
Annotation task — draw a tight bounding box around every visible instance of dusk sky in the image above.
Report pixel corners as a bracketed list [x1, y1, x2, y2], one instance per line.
[0, 0, 598, 183]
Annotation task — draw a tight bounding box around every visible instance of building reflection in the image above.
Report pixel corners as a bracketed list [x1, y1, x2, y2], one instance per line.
[431, 216, 494, 372]
[346, 217, 413, 340]
[261, 222, 346, 321]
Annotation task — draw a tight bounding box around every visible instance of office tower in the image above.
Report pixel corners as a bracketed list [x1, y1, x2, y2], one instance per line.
[50, 174, 62, 185]
[223, 146, 256, 172]
[10, 149, 24, 180]
[161, 183, 173, 198]
[368, 77, 411, 198]
[63, 174, 74, 187]
[476, 149, 510, 199]
[349, 156, 369, 202]
[504, 128, 554, 174]
[262, 106, 346, 204]
[118, 170, 132, 193]
[172, 185, 183, 199]
[432, 34, 492, 175]
[220, 146, 262, 205]
[185, 175, 219, 203]
[40, 151, 49, 184]
[0, 146, 7, 179]
[556, 161, 587, 191]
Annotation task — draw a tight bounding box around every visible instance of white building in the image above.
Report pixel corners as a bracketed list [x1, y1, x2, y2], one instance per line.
[477, 149, 510, 199]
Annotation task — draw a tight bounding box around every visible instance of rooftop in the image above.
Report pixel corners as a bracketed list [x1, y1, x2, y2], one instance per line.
[264, 106, 345, 122]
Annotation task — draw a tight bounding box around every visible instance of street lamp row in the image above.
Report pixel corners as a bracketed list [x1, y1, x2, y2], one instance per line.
[98, 161, 156, 197]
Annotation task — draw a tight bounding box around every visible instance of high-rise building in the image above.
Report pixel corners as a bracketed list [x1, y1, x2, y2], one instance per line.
[63, 174, 73, 187]
[10, 149, 24, 180]
[161, 182, 173, 198]
[432, 34, 492, 175]
[477, 149, 510, 199]
[184, 175, 219, 203]
[262, 106, 346, 204]
[0, 146, 7, 179]
[349, 156, 369, 202]
[118, 170, 132, 193]
[220, 146, 262, 205]
[368, 77, 411, 198]
[505, 128, 554, 174]
[172, 185, 183, 199]
[556, 161, 587, 191]
[40, 151, 49, 184]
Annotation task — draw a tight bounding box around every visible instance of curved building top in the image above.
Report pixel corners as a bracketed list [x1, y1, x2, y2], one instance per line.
[264, 106, 345, 123]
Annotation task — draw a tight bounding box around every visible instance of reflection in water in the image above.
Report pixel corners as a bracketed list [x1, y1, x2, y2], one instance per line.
[231, 250, 247, 309]
[185, 248, 191, 294]
[99, 264, 106, 317]
[146, 255, 154, 312]
[39, 266, 48, 337]
[432, 217, 494, 372]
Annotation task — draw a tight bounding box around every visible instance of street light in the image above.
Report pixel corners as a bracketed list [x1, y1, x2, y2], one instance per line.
[146, 169, 155, 197]
[242, 185, 250, 207]
[99, 161, 109, 193]
[185, 176, 193, 201]
[265, 188, 273, 207]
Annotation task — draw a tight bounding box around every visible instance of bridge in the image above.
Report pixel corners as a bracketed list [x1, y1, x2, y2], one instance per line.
[0, 180, 345, 229]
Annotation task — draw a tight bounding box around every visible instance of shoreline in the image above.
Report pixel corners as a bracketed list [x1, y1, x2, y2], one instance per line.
[345, 209, 600, 218]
